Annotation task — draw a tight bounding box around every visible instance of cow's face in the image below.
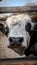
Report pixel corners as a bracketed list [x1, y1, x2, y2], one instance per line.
[6, 14, 33, 49]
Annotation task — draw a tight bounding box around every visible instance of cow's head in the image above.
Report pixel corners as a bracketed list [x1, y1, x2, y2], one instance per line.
[0, 14, 37, 55]
[5, 14, 33, 48]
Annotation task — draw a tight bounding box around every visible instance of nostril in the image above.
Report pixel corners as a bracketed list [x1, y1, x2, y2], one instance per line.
[9, 37, 13, 42]
[19, 37, 24, 43]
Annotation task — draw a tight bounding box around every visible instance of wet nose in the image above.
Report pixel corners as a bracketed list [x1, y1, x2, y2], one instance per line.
[9, 37, 24, 43]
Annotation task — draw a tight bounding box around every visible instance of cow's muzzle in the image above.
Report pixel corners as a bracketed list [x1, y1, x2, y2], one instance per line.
[9, 37, 24, 45]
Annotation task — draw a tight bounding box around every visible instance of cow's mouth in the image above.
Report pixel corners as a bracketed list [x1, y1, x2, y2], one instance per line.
[8, 41, 22, 48]
[7, 42, 25, 55]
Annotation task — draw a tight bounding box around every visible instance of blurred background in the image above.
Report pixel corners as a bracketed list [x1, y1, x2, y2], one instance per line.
[0, 0, 37, 7]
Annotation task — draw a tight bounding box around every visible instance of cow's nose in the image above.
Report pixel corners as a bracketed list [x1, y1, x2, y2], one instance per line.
[9, 37, 24, 43]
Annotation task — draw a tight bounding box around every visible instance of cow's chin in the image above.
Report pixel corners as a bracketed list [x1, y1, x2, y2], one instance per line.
[7, 41, 26, 50]
[8, 42, 26, 55]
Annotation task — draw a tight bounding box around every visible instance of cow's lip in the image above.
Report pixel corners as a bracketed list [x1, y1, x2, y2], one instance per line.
[8, 42, 21, 48]
[10, 41, 21, 46]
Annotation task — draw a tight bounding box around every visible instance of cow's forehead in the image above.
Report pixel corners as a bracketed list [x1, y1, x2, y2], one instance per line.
[6, 14, 31, 28]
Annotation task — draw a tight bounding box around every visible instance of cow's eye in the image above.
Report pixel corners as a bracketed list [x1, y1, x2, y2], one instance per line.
[5, 27, 9, 36]
[25, 22, 31, 32]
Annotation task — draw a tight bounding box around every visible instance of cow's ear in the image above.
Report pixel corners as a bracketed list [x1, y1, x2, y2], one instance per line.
[30, 14, 37, 23]
[4, 26, 9, 36]
[0, 23, 9, 36]
[25, 22, 32, 35]
[25, 22, 31, 32]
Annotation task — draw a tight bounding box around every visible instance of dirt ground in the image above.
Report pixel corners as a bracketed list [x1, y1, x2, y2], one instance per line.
[0, 32, 25, 59]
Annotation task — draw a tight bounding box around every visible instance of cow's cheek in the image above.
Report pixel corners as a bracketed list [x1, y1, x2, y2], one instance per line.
[21, 32, 30, 48]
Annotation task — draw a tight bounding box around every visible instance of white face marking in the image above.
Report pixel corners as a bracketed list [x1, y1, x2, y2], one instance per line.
[6, 14, 33, 48]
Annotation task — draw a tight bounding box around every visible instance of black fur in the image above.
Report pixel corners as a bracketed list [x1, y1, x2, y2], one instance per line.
[0, 23, 9, 36]
[25, 22, 37, 56]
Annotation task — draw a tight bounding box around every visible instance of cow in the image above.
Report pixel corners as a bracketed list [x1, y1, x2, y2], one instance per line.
[0, 13, 37, 56]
